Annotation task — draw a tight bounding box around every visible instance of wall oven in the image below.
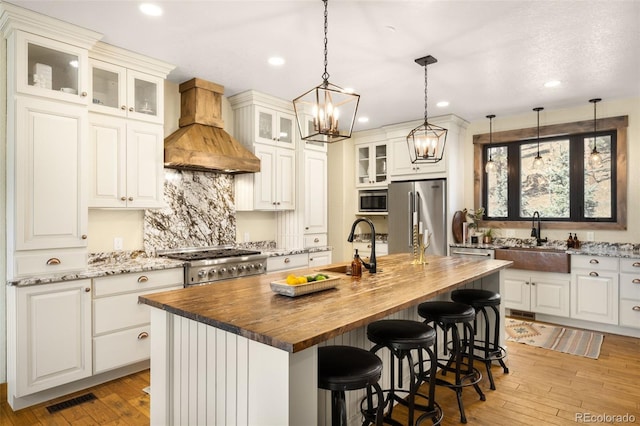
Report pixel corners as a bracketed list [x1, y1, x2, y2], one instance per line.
[359, 189, 388, 213]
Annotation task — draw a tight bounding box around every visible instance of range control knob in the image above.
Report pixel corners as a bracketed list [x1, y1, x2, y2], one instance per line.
[208, 269, 217, 277]
[248, 264, 255, 270]
[218, 267, 227, 275]
[197, 269, 207, 278]
[238, 265, 247, 272]
[256, 263, 264, 270]
[230, 266, 237, 273]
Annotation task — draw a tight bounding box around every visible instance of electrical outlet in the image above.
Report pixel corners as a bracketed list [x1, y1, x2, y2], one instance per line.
[586, 231, 594, 241]
[114, 237, 123, 250]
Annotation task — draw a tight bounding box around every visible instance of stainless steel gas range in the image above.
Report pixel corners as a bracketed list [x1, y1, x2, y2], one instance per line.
[158, 246, 268, 287]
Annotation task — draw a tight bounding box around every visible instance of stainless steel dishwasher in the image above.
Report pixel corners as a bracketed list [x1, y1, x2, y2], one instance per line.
[449, 245, 496, 259]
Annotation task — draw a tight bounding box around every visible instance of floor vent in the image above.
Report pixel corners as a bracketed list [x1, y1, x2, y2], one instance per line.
[509, 310, 536, 320]
[46, 393, 97, 414]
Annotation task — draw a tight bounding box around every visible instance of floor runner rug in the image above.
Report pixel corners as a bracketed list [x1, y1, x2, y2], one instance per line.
[505, 318, 603, 359]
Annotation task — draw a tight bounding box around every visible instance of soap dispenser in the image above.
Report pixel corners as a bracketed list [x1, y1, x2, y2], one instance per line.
[351, 249, 362, 278]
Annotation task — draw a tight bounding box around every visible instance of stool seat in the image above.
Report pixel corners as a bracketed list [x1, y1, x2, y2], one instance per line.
[318, 346, 383, 391]
[367, 319, 436, 350]
[417, 301, 475, 323]
[451, 289, 501, 307]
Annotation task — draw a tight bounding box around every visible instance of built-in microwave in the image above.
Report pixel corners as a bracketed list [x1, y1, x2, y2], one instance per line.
[359, 189, 388, 213]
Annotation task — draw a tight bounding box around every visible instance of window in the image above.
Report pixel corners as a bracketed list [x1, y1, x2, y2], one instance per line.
[474, 116, 628, 230]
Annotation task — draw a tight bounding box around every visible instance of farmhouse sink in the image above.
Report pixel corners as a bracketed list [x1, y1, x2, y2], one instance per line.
[495, 247, 570, 273]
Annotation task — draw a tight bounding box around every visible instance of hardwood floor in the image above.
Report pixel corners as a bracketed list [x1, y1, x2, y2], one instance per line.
[2, 331, 639, 425]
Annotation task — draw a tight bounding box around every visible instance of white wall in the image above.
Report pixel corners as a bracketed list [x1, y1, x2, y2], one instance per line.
[461, 97, 640, 243]
[1, 29, 8, 384]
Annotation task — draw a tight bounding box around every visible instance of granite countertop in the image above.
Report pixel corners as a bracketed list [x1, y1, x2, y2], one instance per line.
[262, 246, 332, 257]
[7, 253, 185, 287]
[139, 253, 512, 353]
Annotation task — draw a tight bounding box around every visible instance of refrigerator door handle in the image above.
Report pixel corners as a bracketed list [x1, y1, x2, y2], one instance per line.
[408, 191, 414, 248]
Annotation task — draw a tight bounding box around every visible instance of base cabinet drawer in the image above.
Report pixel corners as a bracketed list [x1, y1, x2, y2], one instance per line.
[93, 268, 184, 297]
[93, 326, 151, 374]
[267, 253, 308, 272]
[13, 249, 87, 277]
[303, 234, 327, 248]
[619, 299, 640, 328]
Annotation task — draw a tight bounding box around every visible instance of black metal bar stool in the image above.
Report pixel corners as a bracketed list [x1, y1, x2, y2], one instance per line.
[417, 301, 485, 424]
[450, 288, 509, 390]
[318, 345, 385, 426]
[366, 319, 443, 426]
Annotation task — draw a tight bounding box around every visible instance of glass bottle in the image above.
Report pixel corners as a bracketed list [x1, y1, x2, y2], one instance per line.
[573, 233, 580, 249]
[567, 233, 574, 249]
[351, 249, 362, 278]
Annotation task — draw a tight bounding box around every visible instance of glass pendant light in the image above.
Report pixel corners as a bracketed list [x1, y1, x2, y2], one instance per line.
[293, 0, 360, 143]
[532, 107, 544, 169]
[485, 114, 496, 173]
[406, 55, 447, 163]
[588, 98, 602, 168]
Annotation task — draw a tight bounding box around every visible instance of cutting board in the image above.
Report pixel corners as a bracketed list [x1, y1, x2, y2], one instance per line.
[452, 210, 465, 243]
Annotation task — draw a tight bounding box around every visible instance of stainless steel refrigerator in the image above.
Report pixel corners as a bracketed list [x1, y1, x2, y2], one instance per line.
[387, 179, 447, 256]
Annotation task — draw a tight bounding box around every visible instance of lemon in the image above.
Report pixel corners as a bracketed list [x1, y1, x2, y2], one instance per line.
[297, 276, 308, 284]
[286, 274, 298, 285]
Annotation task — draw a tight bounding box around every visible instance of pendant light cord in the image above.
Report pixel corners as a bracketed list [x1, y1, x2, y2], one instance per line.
[533, 107, 543, 156]
[322, 0, 330, 83]
[423, 63, 429, 124]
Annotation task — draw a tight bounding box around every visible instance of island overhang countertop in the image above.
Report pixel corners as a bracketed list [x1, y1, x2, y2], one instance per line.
[139, 253, 512, 353]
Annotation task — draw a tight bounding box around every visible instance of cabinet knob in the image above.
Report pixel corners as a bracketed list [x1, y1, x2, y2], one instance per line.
[121, 196, 127, 201]
[633, 262, 640, 267]
[314, 238, 320, 243]
[121, 105, 127, 110]
[129, 107, 134, 112]
[81, 91, 88, 97]
[632, 279, 640, 284]
[85, 287, 91, 293]
[137, 332, 149, 340]
[531, 282, 536, 286]
[81, 234, 87, 239]
[128, 196, 134, 201]
[589, 271, 599, 277]
[633, 306, 640, 312]
[46, 257, 61, 265]
[284, 257, 290, 263]
[138, 275, 149, 283]
[276, 202, 281, 205]
[525, 281, 530, 285]
[589, 259, 600, 264]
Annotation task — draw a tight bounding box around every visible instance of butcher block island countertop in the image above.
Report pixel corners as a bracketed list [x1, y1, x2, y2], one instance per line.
[140, 253, 512, 353]
[140, 253, 512, 426]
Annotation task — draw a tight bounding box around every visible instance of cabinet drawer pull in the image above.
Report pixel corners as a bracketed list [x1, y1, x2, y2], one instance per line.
[589, 271, 599, 277]
[138, 275, 149, 283]
[284, 257, 290, 263]
[633, 306, 640, 312]
[633, 262, 640, 268]
[46, 258, 61, 265]
[137, 332, 149, 340]
[589, 259, 599, 264]
[633, 279, 640, 284]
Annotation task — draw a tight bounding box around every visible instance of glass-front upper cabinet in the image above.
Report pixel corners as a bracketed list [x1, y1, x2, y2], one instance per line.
[89, 60, 163, 123]
[356, 142, 387, 187]
[14, 31, 89, 104]
[301, 114, 328, 152]
[254, 105, 296, 148]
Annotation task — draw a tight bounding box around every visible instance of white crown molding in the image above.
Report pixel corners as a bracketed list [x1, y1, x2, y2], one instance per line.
[90, 41, 175, 78]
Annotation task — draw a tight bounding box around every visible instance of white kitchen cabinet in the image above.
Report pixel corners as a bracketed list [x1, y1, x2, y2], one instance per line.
[247, 143, 295, 210]
[388, 137, 446, 178]
[571, 255, 619, 325]
[618, 258, 640, 329]
[9, 280, 92, 398]
[352, 241, 388, 261]
[308, 250, 332, 268]
[254, 105, 296, 148]
[88, 113, 165, 208]
[9, 96, 88, 278]
[298, 113, 328, 152]
[303, 149, 328, 234]
[89, 57, 164, 124]
[356, 142, 387, 187]
[10, 30, 93, 105]
[92, 268, 183, 373]
[267, 253, 309, 272]
[503, 269, 570, 317]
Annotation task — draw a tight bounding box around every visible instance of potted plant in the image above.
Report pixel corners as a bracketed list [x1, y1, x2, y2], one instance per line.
[466, 207, 485, 236]
[482, 228, 494, 244]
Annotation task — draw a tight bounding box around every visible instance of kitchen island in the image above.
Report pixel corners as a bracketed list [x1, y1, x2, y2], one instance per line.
[140, 253, 512, 425]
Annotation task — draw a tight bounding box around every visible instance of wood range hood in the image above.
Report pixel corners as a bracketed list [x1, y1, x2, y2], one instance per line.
[164, 78, 260, 174]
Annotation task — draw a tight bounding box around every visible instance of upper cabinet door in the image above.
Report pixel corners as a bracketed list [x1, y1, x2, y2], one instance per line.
[356, 142, 387, 187]
[89, 59, 127, 117]
[13, 31, 89, 105]
[254, 105, 296, 148]
[126, 69, 164, 124]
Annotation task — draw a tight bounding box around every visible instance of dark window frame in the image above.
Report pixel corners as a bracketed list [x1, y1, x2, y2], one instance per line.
[473, 115, 628, 231]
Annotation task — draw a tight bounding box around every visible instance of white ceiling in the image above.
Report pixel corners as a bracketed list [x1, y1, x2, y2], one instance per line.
[8, 0, 640, 131]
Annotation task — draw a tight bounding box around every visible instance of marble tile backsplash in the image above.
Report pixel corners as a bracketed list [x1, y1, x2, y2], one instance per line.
[143, 169, 236, 253]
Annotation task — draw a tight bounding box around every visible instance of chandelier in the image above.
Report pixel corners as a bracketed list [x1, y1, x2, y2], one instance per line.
[292, 0, 360, 143]
[406, 55, 447, 163]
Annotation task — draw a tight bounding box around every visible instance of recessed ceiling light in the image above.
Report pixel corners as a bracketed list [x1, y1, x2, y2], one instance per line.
[436, 101, 449, 108]
[268, 57, 285, 66]
[544, 80, 561, 88]
[358, 117, 369, 123]
[139, 3, 163, 17]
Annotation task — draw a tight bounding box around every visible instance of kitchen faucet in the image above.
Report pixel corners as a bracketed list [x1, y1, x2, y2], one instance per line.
[531, 211, 548, 246]
[347, 218, 377, 273]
